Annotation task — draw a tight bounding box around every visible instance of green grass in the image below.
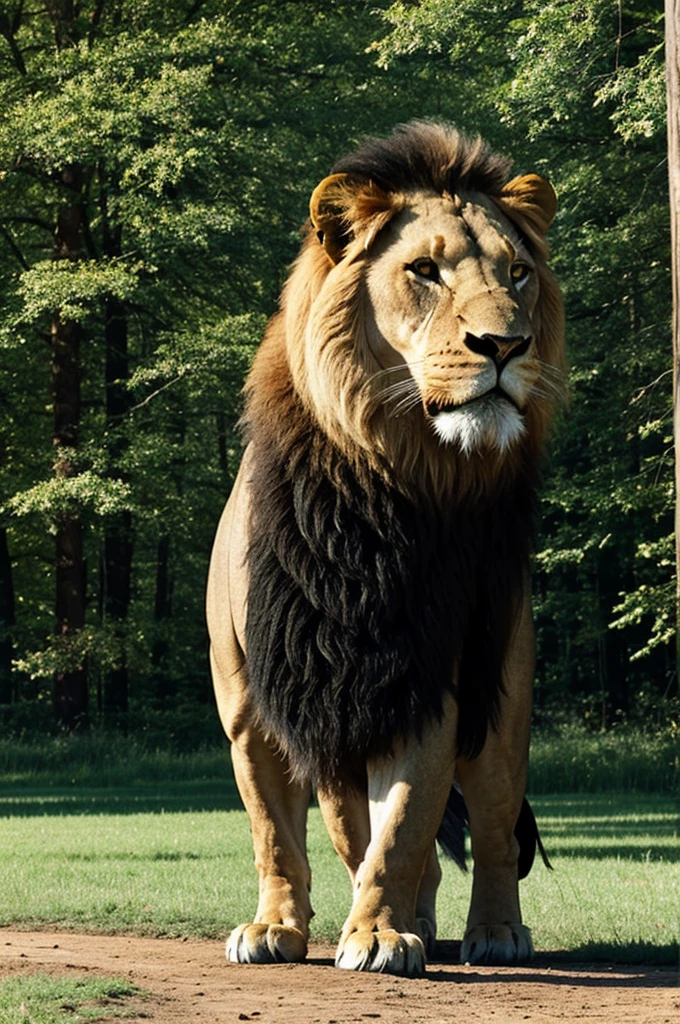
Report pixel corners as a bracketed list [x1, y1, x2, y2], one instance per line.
[0, 975, 143, 1024]
[517, 796, 680, 962]
[0, 786, 677, 963]
[0, 728, 677, 963]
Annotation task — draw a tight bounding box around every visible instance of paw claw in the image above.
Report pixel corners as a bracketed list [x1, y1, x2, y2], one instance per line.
[226, 923, 307, 964]
[460, 923, 533, 965]
[336, 930, 425, 977]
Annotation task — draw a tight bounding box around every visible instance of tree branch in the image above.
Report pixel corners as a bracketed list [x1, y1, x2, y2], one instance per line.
[87, 0, 106, 48]
[0, 225, 30, 270]
[0, 9, 27, 76]
[1, 214, 54, 233]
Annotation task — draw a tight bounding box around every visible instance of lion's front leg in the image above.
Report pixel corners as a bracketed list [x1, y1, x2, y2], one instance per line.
[456, 587, 535, 965]
[208, 465, 313, 965]
[334, 694, 457, 977]
[213, 642, 312, 964]
[225, 714, 312, 965]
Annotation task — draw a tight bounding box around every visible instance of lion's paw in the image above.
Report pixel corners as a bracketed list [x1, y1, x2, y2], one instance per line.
[226, 923, 307, 964]
[335, 930, 425, 977]
[460, 923, 534, 965]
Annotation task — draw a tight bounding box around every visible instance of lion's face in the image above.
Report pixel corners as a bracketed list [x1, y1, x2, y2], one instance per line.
[299, 149, 565, 484]
[364, 191, 543, 455]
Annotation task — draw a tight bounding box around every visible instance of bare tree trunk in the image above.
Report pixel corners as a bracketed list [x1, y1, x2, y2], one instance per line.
[667, 0, 680, 681]
[52, 165, 88, 729]
[101, 293, 132, 717]
[0, 527, 15, 704]
[151, 535, 173, 707]
[151, 394, 185, 707]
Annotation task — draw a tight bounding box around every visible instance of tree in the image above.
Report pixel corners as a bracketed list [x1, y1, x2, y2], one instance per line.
[0, 2, 268, 725]
[667, 0, 680, 680]
[51, 162, 89, 728]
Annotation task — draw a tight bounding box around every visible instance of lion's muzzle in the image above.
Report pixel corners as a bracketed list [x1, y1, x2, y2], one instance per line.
[424, 331, 533, 424]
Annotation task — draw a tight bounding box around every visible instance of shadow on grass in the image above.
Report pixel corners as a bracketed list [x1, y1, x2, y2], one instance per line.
[0, 779, 244, 816]
[430, 939, 680, 972]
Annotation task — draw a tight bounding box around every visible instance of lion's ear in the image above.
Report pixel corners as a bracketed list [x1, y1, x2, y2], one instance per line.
[501, 174, 557, 236]
[310, 173, 353, 265]
[310, 174, 396, 264]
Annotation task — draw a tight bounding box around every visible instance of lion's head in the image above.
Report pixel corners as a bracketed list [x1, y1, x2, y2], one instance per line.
[264, 121, 565, 496]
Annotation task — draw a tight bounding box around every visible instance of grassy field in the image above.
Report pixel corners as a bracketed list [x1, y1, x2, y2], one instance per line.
[0, 975, 144, 1024]
[0, 777, 678, 963]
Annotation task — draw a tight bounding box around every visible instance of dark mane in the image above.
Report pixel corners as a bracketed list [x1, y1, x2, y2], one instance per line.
[245, 383, 534, 789]
[331, 121, 512, 197]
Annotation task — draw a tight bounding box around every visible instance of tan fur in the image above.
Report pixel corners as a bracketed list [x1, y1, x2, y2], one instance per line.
[253, 176, 564, 501]
[207, 125, 565, 976]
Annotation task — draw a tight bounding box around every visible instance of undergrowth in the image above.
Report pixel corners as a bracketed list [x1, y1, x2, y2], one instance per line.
[0, 719, 677, 792]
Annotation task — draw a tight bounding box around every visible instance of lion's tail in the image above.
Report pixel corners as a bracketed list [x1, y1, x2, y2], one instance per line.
[437, 785, 552, 879]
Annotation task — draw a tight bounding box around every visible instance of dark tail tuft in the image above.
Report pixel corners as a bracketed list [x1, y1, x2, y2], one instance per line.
[436, 785, 468, 871]
[515, 798, 553, 879]
[437, 787, 552, 878]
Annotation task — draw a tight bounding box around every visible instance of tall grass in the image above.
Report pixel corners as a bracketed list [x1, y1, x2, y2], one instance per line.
[529, 723, 680, 793]
[0, 720, 677, 793]
[0, 732, 232, 788]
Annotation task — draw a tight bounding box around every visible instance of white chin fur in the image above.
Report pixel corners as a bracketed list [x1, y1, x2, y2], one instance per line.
[431, 400, 526, 455]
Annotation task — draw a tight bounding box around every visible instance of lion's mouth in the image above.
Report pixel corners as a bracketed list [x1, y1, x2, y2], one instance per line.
[426, 389, 527, 454]
[425, 387, 524, 420]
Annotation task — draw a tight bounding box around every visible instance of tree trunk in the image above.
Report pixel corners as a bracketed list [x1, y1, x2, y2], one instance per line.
[667, 0, 680, 683]
[151, 535, 173, 707]
[151, 393, 185, 707]
[52, 165, 88, 730]
[216, 410, 229, 479]
[0, 527, 15, 704]
[101, 516, 132, 716]
[52, 319, 88, 728]
[101, 294, 132, 716]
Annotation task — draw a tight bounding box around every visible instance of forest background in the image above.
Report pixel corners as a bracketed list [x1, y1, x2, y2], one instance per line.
[0, 0, 675, 751]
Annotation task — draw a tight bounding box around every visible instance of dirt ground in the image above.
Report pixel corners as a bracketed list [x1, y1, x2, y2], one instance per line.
[0, 929, 678, 1024]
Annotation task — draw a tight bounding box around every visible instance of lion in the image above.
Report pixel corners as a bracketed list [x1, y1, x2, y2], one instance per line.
[206, 121, 565, 978]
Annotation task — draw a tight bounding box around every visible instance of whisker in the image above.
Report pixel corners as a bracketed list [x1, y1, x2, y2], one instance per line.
[391, 391, 423, 418]
[537, 361, 567, 384]
[373, 371, 421, 414]
[529, 387, 556, 404]
[366, 359, 424, 388]
[380, 379, 419, 400]
[535, 363, 567, 399]
[368, 365, 408, 384]
[529, 380, 567, 405]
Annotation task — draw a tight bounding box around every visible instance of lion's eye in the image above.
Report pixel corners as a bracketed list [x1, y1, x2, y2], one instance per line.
[408, 257, 440, 283]
[510, 262, 531, 287]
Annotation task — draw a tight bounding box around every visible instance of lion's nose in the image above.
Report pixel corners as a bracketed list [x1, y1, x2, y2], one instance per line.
[464, 332, 532, 366]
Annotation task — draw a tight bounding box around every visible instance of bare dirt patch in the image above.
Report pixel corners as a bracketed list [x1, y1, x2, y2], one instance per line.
[0, 929, 677, 1024]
